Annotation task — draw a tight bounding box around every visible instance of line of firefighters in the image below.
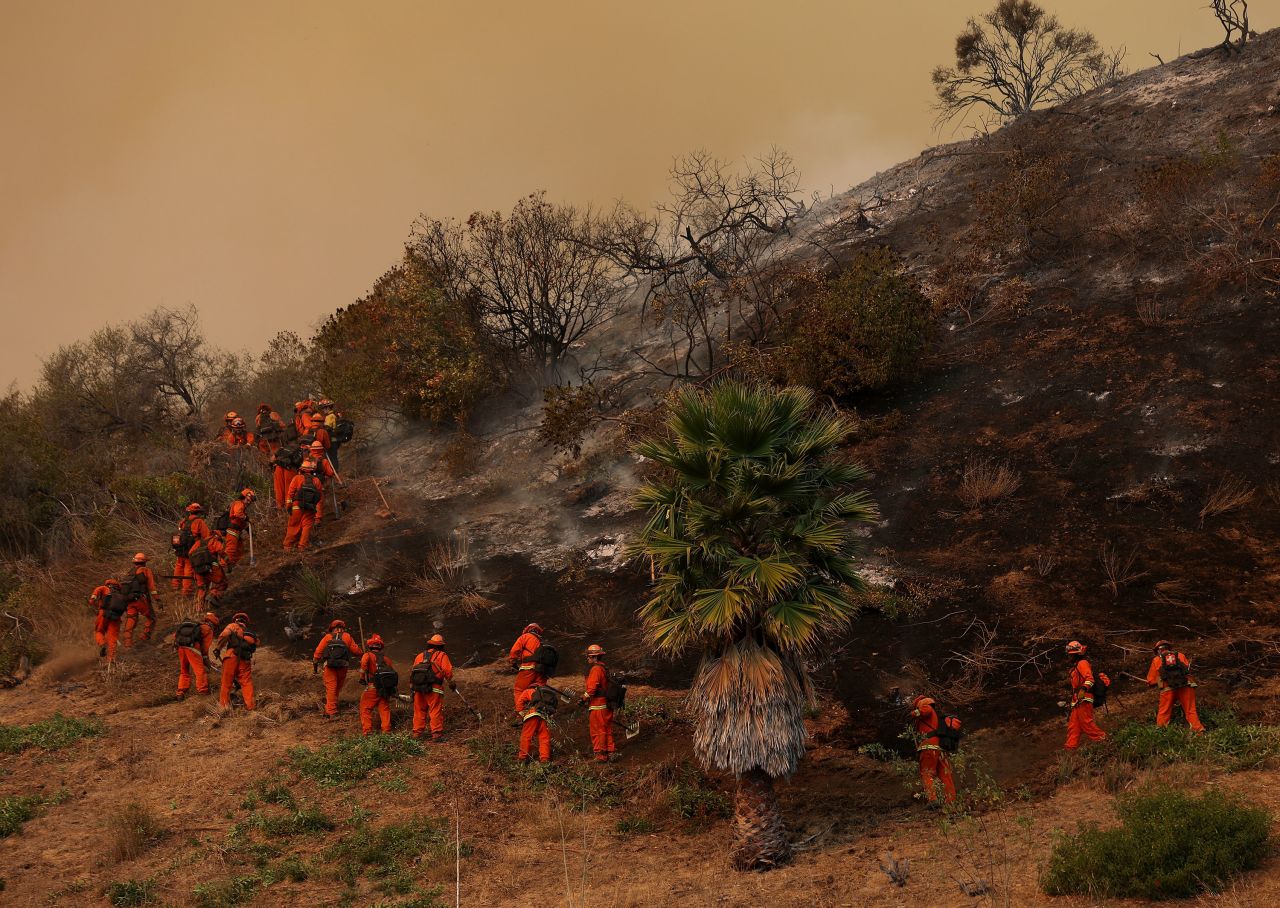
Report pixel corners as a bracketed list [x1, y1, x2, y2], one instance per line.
[912, 638, 1204, 805]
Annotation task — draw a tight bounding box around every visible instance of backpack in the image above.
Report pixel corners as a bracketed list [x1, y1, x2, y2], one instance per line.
[229, 628, 258, 661]
[258, 420, 281, 441]
[410, 653, 441, 693]
[532, 644, 559, 678]
[295, 481, 322, 512]
[1158, 652, 1190, 689]
[189, 544, 215, 576]
[122, 570, 149, 601]
[172, 517, 196, 555]
[282, 421, 299, 444]
[529, 686, 559, 716]
[274, 446, 304, 470]
[323, 634, 353, 669]
[935, 714, 964, 754]
[297, 433, 316, 449]
[332, 418, 355, 445]
[1078, 659, 1113, 708]
[605, 678, 627, 712]
[373, 654, 398, 698]
[103, 590, 129, 621]
[213, 510, 231, 533]
[174, 620, 203, 648]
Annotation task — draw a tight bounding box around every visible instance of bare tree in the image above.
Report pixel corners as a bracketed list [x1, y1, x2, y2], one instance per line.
[932, 0, 1127, 126]
[593, 148, 807, 376]
[1212, 0, 1253, 51]
[129, 305, 243, 420]
[410, 192, 629, 376]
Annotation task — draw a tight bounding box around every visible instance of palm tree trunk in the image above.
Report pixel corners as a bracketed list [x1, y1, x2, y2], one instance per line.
[730, 767, 792, 871]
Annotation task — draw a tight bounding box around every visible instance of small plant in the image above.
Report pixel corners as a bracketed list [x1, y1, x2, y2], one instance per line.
[263, 856, 309, 884]
[959, 456, 1021, 509]
[1043, 787, 1269, 899]
[246, 805, 335, 837]
[1099, 542, 1147, 597]
[192, 875, 262, 908]
[290, 567, 335, 623]
[667, 766, 732, 821]
[108, 803, 163, 863]
[0, 795, 43, 838]
[104, 878, 157, 907]
[439, 429, 480, 478]
[616, 816, 656, 836]
[288, 734, 423, 785]
[0, 713, 102, 754]
[567, 598, 622, 635]
[1135, 297, 1166, 326]
[1091, 715, 1280, 772]
[326, 817, 457, 894]
[241, 779, 296, 811]
[1200, 475, 1255, 525]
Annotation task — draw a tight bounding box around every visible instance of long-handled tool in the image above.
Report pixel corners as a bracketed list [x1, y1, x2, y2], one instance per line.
[452, 684, 483, 722]
[611, 715, 641, 740]
[372, 479, 396, 519]
[247, 523, 256, 567]
[544, 684, 576, 703]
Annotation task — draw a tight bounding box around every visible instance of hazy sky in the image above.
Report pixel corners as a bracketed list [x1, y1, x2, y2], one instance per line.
[0, 1, 1237, 389]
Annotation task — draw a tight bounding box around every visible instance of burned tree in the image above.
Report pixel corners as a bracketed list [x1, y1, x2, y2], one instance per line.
[932, 0, 1126, 126]
[1211, 0, 1253, 52]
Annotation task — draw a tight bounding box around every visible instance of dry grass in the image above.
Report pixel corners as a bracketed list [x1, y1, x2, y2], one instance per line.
[1136, 297, 1167, 326]
[1034, 554, 1056, 578]
[107, 802, 162, 863]
[959, 456, 1022, 510]
[1199, 475, 1256, 525]
[1099, 543, 1148, 598]
[567, 598, 623, 636]
[1151, 578, 1193, 609]
[408, 533, 496, 615]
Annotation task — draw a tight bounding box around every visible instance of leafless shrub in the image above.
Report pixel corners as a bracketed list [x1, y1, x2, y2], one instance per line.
[1211, 0, 1253, 51]
[879, 850, 911, 887]
[1136, 297, 1167, 326]
[1199, 475, 1256, 525]
[1265, 480, 1280, 508]
[1099, 543, 1148, 597]
[567, 598, 623, 636]
[1190, 196, 1280, 294]
[108, 803, 162, 863]
[1151, 579, 1192, 609]
[959, 457, 1022, 509]
[439, 429, 481, 478]
[1034, 554, 1056, 577]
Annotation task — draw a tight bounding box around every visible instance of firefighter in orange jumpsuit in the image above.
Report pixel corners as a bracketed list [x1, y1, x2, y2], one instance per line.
[1064, 640, 1107, 750]
[175, 612, 219, 699]
[192, 533, 229, 607]
[272, 443, 302, 510]
[358, 634, 395, 735]
[283, 462, 325, 551]
[306, 441, 341, 484]
[308, 414, 332, 452]
[171, 503, 211, 596]
[508, 623, 545, 711]
[255, 404, 286, 455]
[217, 411, 238, 442]
[122, 553, 161, 647]
[312, 619, 362, 720]
[517, 685, 553, 764]
[223, 417, 256, 448]
[223, 488, 255, 567]
[212, 612, 257, 710]
[1146, 640, 1205, 732]
[90, 578, 124, 662]
[411, 634, 455, 741]
[293, 401, 313, 437]
[911, 695, 957, 803]
[581, 644, 616, 762]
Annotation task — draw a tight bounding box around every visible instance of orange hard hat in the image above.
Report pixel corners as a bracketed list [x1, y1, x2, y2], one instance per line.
[911, 694, 934, 710]
[524, 622, 543, 635]
[1154, 639, 1173, 652]
[367, 634, 385, 649]
[225, 411, 238, 421]
[427, 633, 445, 646]
[105, 578, 121, 588]
[132, 552, 148, 564]
[309, 441, 325, 451]
[1065, 640, 1086, 655]
[186, 502, 203, 513]
[309, 414, 323, 425]
[300, 461, 317, 473]
[328, 619, 346, 631]
[232, 612, 250, 625]
[318, 398, 334, 408]
[585, 644, 605, 657]
[204, 612, 220, 626]
[294, 400, 305, 411]
[240, 488, 256, 501]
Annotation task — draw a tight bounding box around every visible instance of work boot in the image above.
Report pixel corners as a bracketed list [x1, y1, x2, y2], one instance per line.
[98, 645, 107, 657]
[430, 735, 444, 744]
[175, 691, 186, 701]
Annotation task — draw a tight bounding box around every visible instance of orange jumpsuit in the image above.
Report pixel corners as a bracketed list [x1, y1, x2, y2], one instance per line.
[584, 662, 615, 761]
[359, 651, 394, 735]
[214, 621, 256, 710]
[193, 536, 229, 606]
[172, 515, 211, 596]
[293, 404, 313, 436]
[256, 412, 286, 455]
[89, 583, 122, 662]
[312, 631, 362, 717]
[176, 619, 216, 696]
[508, 631, 545, 710]
[1146, 652, 1204, 731]
[224, 499, 250, 566]
[283, 474, 325, 550]
[412, 648, 454, 740]
[914, 703, 956, 802]
[517, 687, 552, 762]
[1065, 658, 1107, 750]
[272, 454, 298, 510]
[223, 428, 256, 448]
[304, 455, 338, 484]
[309, 421, 332, 452]
[123, 566, 159, 646]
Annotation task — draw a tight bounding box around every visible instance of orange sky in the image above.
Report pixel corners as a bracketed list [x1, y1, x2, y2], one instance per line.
[0, 1, 1236, 389]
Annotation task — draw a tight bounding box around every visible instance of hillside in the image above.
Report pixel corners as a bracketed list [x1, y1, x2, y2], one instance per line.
[3, 30, 1280, 908]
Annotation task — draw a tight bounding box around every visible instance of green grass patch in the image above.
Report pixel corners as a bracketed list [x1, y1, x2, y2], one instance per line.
[667, 765, 731, 821]
[465, 733, 623, 807]
[241, 778, 297, 811]
[262, 856, 309, 884]
[104, 878, 157, 907]
[192, 875, 262, 908]
[1043, 787, 1269, 899]
[246, 805, 335, 837]
[326, 816, 459, 894]
[288, 734, 423, 785]
[615, 816, 656, 835]
[1091, 714, 1280, 771]
[0, 714, 102, 755]
[0, 795, 43, 838]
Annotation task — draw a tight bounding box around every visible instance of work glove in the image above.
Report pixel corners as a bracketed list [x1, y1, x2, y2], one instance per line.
[1056, 700, 1068, 709]
[312, 660, 319, 674]
[449, 682, 458, 693]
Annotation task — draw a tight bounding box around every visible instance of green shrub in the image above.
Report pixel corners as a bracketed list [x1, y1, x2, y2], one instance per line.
[0, 713, 102, 754]
[247, 805, 335, 837]
[0, 795, 42, 838]
[192, 875, 262, 908]
[1043, 788, 1269, 899]
[288, 734, 423, 785]
[326, 817, 457, 893]
[241, 779, 296, 810]
[263, 856, 309, 884]
[104, 878, 157, 907]
[667, 765, 731, 821]
[778, 248, 931, 396]
[616, 816, 656, 836]
[1093, 715, 1280, 772]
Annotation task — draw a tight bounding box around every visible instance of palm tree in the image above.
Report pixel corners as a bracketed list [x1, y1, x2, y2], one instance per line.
[631, 381, 878, 870]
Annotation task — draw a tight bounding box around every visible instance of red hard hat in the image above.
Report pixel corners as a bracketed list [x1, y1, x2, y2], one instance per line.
[427, 634, 445, 646]
[186, 503, 203, 513]
[911, 694, 934, 710]
[132, 552, 148, 564]
[225, 411, 238, 421]
[328, 619, 346, 631]
[367, 634, 385, 649]
[204, 612, 220, 626]
[1065, 640, 1086, 655]
[585, 644, 605, 657]
[1154, 639, 1173, 652]
[105, 578, 120, 588]
[241, 488, 256, 501]
[232, 612, 250, 625]
[524, 623, 543, 635]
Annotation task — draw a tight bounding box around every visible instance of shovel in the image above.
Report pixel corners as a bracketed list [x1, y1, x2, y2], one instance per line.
[372, 479, 396, 520]
[612, 716, 641, 740]
[247, 523, 256, 567]
[452, 685, 483, 722]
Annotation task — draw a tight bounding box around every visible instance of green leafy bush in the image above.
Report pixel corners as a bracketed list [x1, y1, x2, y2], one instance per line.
[778, 248, 931, 396]
[287, 734, 423, 785]
[0, 795, 42, 838]
[327, 817, 457, 894]
[246, 805, 335, 837]
[667, 764, 732, 821]
[192, 875, 262, 908]
[1092, 715, 1280, 772]
[104, 879, 157, 907]
[1043, 788, 1269, 899]
[0, 714, 102, 754]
